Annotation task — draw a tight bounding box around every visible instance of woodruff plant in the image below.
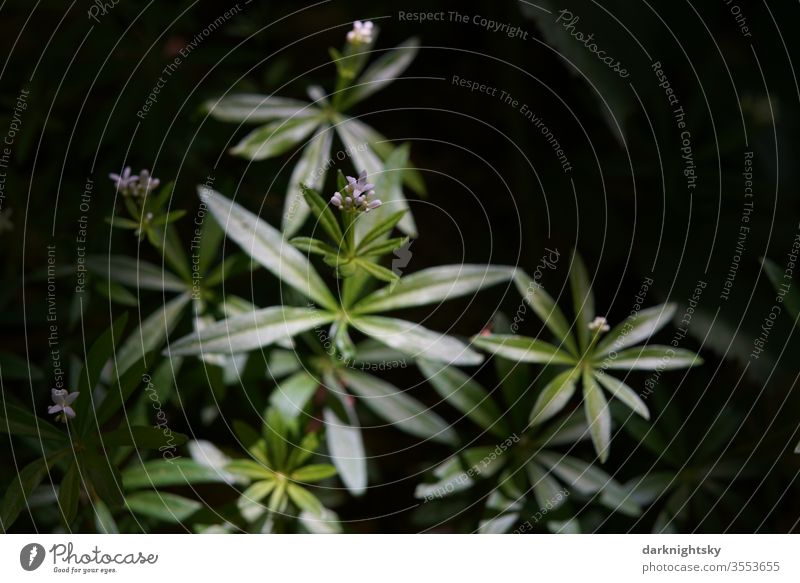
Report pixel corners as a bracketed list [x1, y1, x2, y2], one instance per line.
[167, 168, 516, 494]
[205, 20, 426, 238]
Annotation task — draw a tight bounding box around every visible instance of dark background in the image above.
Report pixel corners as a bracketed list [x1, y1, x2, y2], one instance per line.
[1, 0, 799, 532]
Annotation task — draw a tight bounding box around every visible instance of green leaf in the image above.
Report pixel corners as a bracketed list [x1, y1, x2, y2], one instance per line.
[529, 368, 579, 426]
[237, 480, 275, 522]
[291, 464, 337, 483]
[79, 451, 125, 509]
[269, 371, 319, 419]
[75, 313, 129, 433]
[115, 293, 190, 377]
[231, 116, 323, 160]
[356, 210, 407, 251]
[226, 460, 274, 481]
[0, 352, 43, 381]
[287, 484, 324, 516]
[94, 279, 139, 306]
[300, 184, 343, 244]
[1, 451, 68, 529]
[122, 458, 229, 489]
[290, 237, 339, 256]
[0, 400, 65, 442]
[101, 426, 188, 450]
[169, 306, 335, 356]
[354, 258, 398, 283]
[205, 94, 317, 123]
[569, 252, 595, 350]
[357, 142, 415, 237]
[352, 315, 483, 365]
[125, 491, 201, 523]
[583, 369, 611, 462]
[526, 461, 568, 511]
[537, 452, 610, 495]
[417, 359, 507, 437]
[340, 118, 426, 196]
[197, 209, 225, 275]
[86, 255, 187, 292]
[341, 38, 420, 109]
[471, 334, 577, 365]
[356, 265, 515, 314]
[339, 369, 458, 445]
[58, 463, 81, 526]
[763, 257, 800, 320]
[594, 372, 649, 419]
[514, 270, 578, 355]
[94, 354, 151, 428]
[358, 236, 408, 258]
[595, 304, 677, 356]
[93, 499, 119, 533]
[203, 189, 337, 309]
[323, 405, 367, 496]
[596, 346, 703, 370]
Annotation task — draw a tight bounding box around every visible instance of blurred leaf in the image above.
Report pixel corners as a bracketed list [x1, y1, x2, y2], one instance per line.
[100, 426, 188, 450]
[269, 371, 319, 419]
[353, 315, 483, 365]
[231, 117, 322, 160]
[472, 334, 576, 365]
[341, 38, 420, 109]
[340, 369, 458, 445]
[418, 359, 507, 436]
[323, 406, 367, 496]
[58, 463, 81, 526]
[569, 252, 594, 350]
[529, 368, 578, 425]
[86, 255, 186, 292]
[583, 369, 611, 462]
[205, 94, 317, 123]
[125, 491, 201, 523]
[283, 128, 334, 238]
[122, 458, 229, 489]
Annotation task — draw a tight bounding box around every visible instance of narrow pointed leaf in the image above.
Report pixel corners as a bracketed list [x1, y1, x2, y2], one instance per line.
[529, 368, 578, 426]
[583, 369, 611, 462]
[514, 270, 577, 354]
[356, 265, 515, 313]
[126, 491, 202, 523]
[231, 116, 322, 160]
[596, 346, 703, 370]
[205, 94, 317, 122]
[339, 369, 457, 445]
[417, 359, 507, 436]
[537, 452, 611, 495]
[471, 334, 577, 365]
[352, 315, 483, 365]
[269, 371, 319, 419]
[168, 306, 334, 356]
[300, 183, 343, 243]
[203, 189, 337, 309]
[341, 38, 420, 109]
[569, 252, 594, 350]
[594, 372, 649, 419]
[283, 126, 334, 238]
[595, 304, 677, 356]
[323, 407, 367, 496]
[86, 255, 187, 292]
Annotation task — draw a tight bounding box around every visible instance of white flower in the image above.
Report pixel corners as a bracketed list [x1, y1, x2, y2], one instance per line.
[588, 316, 610, 333]
[347, 20, 374, 45]
[330, 170, 381, 212]
[48, 389, 79, 422]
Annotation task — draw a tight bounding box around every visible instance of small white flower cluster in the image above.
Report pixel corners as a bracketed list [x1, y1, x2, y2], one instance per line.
[588, 316, 610, 333]
[109, 167, 160, 197]
[330, 170, 382, 212]
[347, 20, 374, 45]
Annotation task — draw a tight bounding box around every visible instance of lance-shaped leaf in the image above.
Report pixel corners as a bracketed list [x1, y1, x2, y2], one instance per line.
[341, 38, 420, 109]
[1, 449, 69, 528]
[339, 369, 458, 445]
[569, 252, 595, 350]
[536, 452, 611, 495]
[471, 334, 577, 365]
[282, 127, 334, 238]
[1, 400, 65, 443]
[203, 189, 337, 310]
[126, 491, 202, 523]
[205, 94, 317, 123]
[122, 458, 231, 489]
[335, 118, 383, 177]
[594, 371, 649, 419]
[356, 265, 516, 314]
[526, 461, 568, 511]
[595, 304, 677, 356]
[514, 270, 577, 355]
[338, 117, 426, 195]
[115, 293, 190, 377]
[300, 184, 343, 244]
[529, 368, 579, 426]
[352, 315, 483, 365]
[365, 142, 415, 237]
[583, 369, 611, 462]
[417, 359, 507, 437]
[269, 370, 319, 419]
[168, 306, 334, 356]
[322, 406, 367, 496]
[86, 255, 187, 292]
[595, 346, 703, 370]
[231, 116, 323, 160]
